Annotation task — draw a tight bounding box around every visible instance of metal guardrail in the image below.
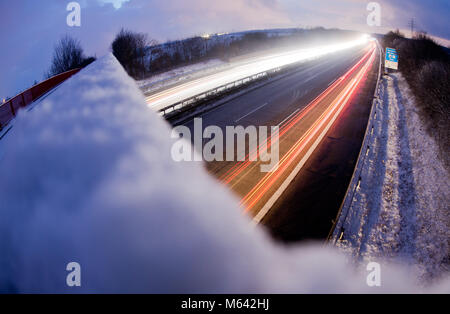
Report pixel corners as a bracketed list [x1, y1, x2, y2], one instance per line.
[157, 44, 375, 118]
[0, 68, 81, 130]
[158, 67, 283, 116]
[157, 46, 369, 118]
[327, 40, 384, 243]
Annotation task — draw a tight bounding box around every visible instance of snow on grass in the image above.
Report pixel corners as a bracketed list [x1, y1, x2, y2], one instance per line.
[337, 72, 450, 284]
[137, 59, 227, 94]
[0, 54, 448, 293]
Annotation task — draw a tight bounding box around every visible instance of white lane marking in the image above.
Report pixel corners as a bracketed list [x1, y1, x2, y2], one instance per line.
[328, 78, 337, 87]
[180, 51, 362, 125]
[277, 108, 300, 127]
[234, 102, 268, 123]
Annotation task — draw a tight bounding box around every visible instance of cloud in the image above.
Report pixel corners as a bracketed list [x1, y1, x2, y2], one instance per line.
[0, 0, 448, 100]
[98, 0, 131, 9]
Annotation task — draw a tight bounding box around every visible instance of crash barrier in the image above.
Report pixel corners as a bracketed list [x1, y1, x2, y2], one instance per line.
[327, 41, 384, 243]
[0, 68, 81, 130]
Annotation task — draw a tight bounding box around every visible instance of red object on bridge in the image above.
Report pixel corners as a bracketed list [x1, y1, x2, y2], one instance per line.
[0, 68, 81, 130]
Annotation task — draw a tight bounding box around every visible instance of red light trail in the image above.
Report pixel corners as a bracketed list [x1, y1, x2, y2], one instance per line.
[219, 44, 375, 192]
[218, 43, 377, 214]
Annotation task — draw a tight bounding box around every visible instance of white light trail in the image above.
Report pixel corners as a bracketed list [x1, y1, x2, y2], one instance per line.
[146, 36, 369, 111]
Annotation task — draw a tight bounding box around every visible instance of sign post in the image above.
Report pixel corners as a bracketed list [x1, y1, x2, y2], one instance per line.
[385, 47, 399, 71]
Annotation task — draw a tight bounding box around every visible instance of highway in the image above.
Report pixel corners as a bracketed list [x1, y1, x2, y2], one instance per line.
[145, 37, 369, 112]
[147, 40, 379, 241]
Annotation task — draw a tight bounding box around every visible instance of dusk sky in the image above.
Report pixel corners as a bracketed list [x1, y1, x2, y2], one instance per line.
[1, 0, 449, 99]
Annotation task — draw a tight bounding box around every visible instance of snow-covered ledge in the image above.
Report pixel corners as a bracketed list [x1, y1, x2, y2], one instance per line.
[0, 54, 447, 293]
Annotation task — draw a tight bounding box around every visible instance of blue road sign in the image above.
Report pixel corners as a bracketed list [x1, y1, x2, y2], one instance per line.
[386, 51, 398, 62]
[385, 47, 398, 70]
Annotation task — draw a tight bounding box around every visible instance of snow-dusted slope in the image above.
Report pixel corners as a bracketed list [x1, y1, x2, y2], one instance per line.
[336, 73, 450, 283]
[0, 54, 448, 293]
[137, 59, 227, 94]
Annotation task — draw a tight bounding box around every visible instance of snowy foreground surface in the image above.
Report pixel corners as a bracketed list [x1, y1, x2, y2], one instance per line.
[337, 73, 450, 283]
[0, 55, 448, 293]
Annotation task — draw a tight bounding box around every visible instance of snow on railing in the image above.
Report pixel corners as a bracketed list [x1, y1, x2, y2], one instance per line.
[0, 68, 81, 130]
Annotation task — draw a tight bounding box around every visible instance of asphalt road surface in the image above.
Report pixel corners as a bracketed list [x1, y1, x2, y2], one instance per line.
[179, 42, 379, 242]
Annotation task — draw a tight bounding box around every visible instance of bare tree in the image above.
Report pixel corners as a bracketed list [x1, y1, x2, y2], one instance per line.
[111, 28, 157, 79]
[48, 35, 94, 77]
[146, 38, 159, 73]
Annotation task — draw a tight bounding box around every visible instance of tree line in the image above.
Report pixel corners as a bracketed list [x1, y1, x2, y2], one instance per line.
[48, 27, 356, 81]
[47, 28, 154, 79]
[383, 30, 450, 168]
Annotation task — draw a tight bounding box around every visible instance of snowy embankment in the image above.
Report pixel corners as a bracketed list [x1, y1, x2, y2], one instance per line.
[0, 54, 448, 293]
[137, 59, 227, 94]
[335, 72, 450, 283]
[137, 28, 300, 94]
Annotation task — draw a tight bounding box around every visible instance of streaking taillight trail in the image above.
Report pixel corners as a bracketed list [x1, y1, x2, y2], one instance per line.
[219, 44, 375, 188]
[235, 43, 376, 216]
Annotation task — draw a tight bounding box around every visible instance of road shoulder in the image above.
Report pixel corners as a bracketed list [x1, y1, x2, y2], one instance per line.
[335, 72, 450, 283]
